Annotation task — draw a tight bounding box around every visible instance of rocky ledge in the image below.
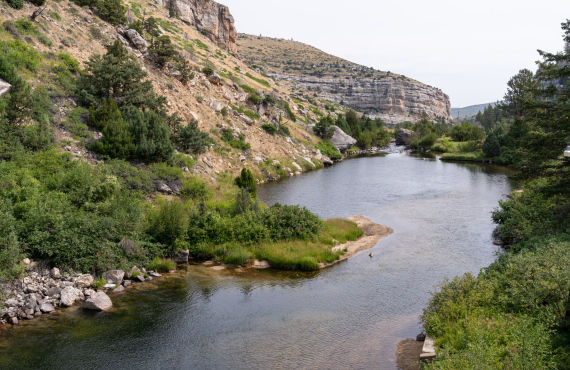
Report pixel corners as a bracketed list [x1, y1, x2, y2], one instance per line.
[1, 260, 168, 326]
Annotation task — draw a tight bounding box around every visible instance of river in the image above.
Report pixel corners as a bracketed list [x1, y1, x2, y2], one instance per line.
[0, 152, 513, 369]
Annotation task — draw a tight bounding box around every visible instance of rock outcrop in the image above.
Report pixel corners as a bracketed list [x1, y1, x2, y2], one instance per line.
[237, 35, 452, 124]
[274, 74, 452, 124]
[330, 125, 357, 150]
[395, 129, 414, 146]
[164, 0, 237, 53]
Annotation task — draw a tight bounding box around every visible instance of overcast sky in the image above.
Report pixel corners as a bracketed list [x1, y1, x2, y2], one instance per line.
[220, 0, 568, 107]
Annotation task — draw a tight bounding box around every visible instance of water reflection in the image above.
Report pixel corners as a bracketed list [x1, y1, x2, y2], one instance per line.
[0, 153, 512, 370]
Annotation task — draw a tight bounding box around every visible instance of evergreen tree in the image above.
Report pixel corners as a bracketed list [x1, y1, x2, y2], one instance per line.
[235, 168, 257, 197]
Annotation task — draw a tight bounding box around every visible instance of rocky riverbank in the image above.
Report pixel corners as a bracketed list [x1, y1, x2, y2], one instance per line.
[0, 261, 170, 326]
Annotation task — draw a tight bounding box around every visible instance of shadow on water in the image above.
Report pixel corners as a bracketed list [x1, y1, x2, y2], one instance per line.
[0, 153, 513, 370]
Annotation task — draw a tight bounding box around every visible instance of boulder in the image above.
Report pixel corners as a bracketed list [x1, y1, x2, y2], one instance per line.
[208, 73, 221, 85]
[4, 298, 19, 307]
[50, 267, 61, 279]
[102, 270, 125, 285]
[76, 274, 94, 288]
[60, 286, 81, 307]
[395, 129, 414, 146]
[0, 79, 11, 97]
[210, 99, 225, 112]
[83, 292, 113, 311]
[329, 125, 357, 151]
[173, 249, 189, 264]
[112, 285, 125, 293]
[124, 28, 148, 52]
[39, 302, 55, 313]
[46, 287, 61, 297]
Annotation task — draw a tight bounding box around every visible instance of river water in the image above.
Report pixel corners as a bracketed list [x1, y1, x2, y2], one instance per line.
[0, 152, 513, 369]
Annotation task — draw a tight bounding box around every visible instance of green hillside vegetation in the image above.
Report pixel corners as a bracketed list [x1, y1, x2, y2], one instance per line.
[421, 20, 570, 369]
[0, 12, 363, 277]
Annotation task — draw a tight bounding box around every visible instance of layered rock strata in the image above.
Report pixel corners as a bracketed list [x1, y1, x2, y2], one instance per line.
[163, 0, 237, 53]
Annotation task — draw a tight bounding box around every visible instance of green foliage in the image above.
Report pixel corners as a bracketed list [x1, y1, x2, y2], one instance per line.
[411, 133, 438, 150]
[181, 177, 210, 201]
[482, 132, 501, 157]
[263, 203, 322, 241]
[146, 257, 176, 272]
[314, 116, 335, 139]
[6, 0, 23, 9]
[282, 101, 296, 122]
[247, 92, 261, 105]
[240, 84, 255, 94]
[261, 123, 277, 135]
[245, 72, 270, 87]
[149, 35, 176, 68]
[147, 200, 188, 252]
[201, 67, 214, 76]
[234, 168, 256, 197]
[128, 20, 144, 36]
[0, 40, 42, 72]
[223, 246, 252, 265]
[94, 0, 127, 25]
[449, 122, 485, 142]
[316, 140, 342, 160]
[0, 201, 25, 279]
[173, 120, 211, 154]
[220, 128, 250, 150]
[143, 17, 161, 38]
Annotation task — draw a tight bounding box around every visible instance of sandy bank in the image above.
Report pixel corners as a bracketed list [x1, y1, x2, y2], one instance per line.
[319, 215, 393, 269]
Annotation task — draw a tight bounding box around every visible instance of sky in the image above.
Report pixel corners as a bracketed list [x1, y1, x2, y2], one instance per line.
[220, 0, 568, 107]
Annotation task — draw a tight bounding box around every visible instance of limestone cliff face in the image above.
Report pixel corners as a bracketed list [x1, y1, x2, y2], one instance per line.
[277, 74, 452, 124]
[237, 35, 452, 124]
[164, 0, 237, 53]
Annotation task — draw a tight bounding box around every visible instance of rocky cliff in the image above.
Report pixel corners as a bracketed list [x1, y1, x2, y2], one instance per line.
[164, 0, 237, 53]
[238, 35, 452, 124]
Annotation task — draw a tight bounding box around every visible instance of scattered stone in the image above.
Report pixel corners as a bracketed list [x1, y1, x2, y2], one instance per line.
[123, 28, 148, 53]
[60, 286, 81, 307]
[46, 286, 62, 297]
[8, 317, 18, 325]
[76, 274, 94, 288]
[135, 275, 145, 283]
[112, 285, 125, 293]
[395, 129, 414, 146]
[149, 272, 162, 278]
[210, 99, 225, 112]
[102, 270, 125, 285]
[4, 299, 19, 307]
[83, 289, 95, 297]
[50, 267, 61, 279]
[39, 302, 55, 313]
[122, 280, 132, 287]
[208, 73, 221, 85]
[83, 292, 113, 311]
[22, 258, 31, 265]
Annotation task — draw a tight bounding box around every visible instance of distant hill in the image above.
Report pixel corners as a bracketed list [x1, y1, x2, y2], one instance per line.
[451, 103, 497, 120]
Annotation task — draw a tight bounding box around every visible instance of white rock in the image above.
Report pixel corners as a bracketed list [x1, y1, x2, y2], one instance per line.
[50, 267, 61, 279]
[83, 292, 112, 311]
[76, 274, 94, 288]
[60, 286, 81, 307]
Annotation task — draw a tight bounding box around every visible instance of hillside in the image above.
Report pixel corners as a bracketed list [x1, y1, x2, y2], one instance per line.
[0, 0, 349, 184]
[451, 102, 496, 120]
[237, 34, 452, 124]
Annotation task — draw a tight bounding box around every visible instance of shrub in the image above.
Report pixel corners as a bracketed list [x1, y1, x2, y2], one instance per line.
[7, 0, 23, 9]
[450, 122, 486, 142]
[173, 120, 211, 154]
[261, 123, 277, 135]
[314, 116, 335, 140]
[181, 177, 210, 200]
[149, 35, 176, 68]
[95, 0, 127, 25]
[146, 257, 176, 272]
[147, 200, 188, 251]
[263, 203, 322, 241]
[0, 201, 25, 279]
[316, 140, 342, 160]
[411, 133, 438, 150]
[234, 168, 256, 197]
[483, 132, 501, 157]
[247, 93, 261, 105]
[128, 20, 144, 36]
[201, 67, 214, 76]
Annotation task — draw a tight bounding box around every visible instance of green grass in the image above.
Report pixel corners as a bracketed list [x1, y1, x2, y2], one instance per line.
[146, 257, 176, 272]
[194, 38, 209, 51]
[316, 140, 342, 160]
[245, 72, 270, 87]
[440, 152, 486, 162]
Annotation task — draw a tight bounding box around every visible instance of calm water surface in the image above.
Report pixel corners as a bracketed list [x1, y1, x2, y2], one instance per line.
[0, 152, 512, 369]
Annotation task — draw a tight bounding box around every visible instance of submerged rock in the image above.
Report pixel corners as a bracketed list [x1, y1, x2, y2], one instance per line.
[83, 292, 113, 311]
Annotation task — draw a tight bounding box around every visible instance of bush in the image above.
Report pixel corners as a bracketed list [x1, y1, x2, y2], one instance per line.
[95, 0, 127, 25]
[482, 132, 501, 157]
[147, 200, 188, 251]
[412, 133, 438, 150]
[181, 177, 210, 201]
[247, 93, 261, 105]
[261, 123, 277, 135]
[263, 203, 322, 241]
[7, 0, 23, 9]
[223, 246, 252, 265]
[234, 168, 256, 197]
[314, 116, 335, 139]
[201, 67, 214, 76]
[316, 140, 342, 160]
[149, 35, 176, 68]
[450, 122, 486, 142]
[173, 120, 211, 154]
